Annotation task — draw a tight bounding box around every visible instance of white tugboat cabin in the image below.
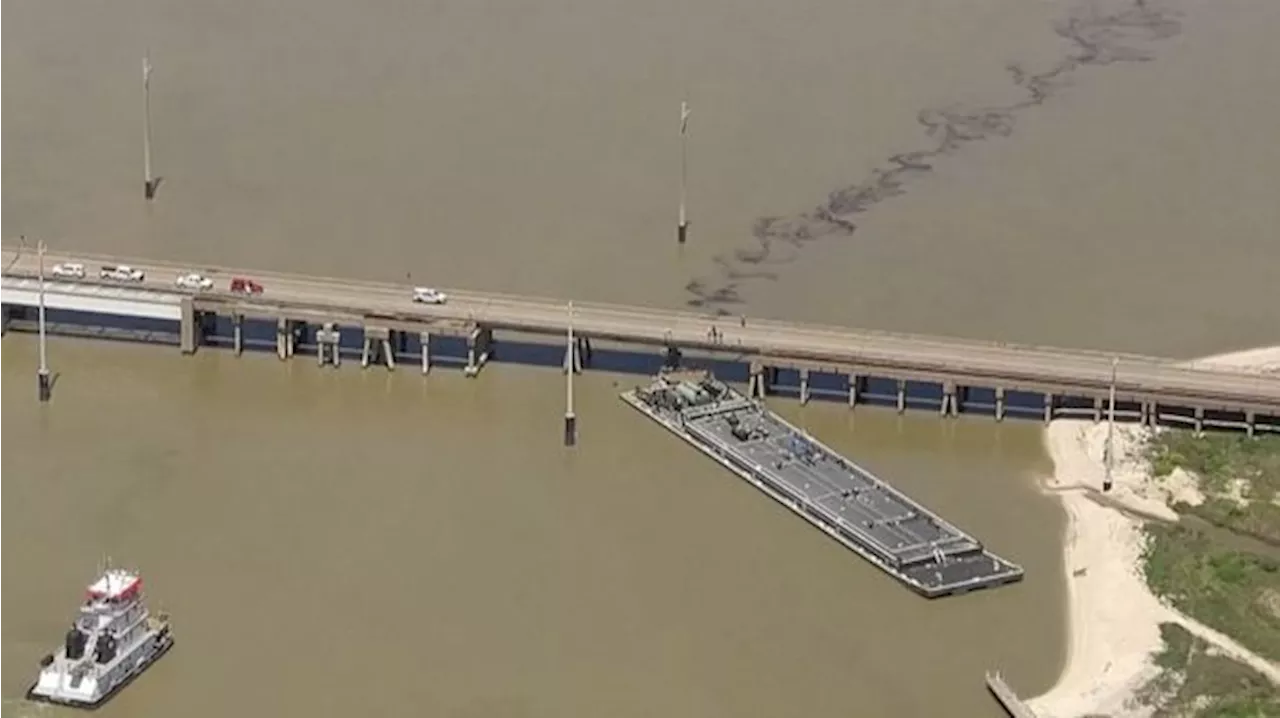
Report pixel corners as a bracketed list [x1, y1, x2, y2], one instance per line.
[27, 567, 173, 709]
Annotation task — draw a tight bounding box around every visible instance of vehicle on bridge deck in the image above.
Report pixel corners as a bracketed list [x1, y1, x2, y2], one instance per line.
[412, 287, 448, 305]
[229, 277, 264, 295]
[99, 265, 145, 282]
[51, 263, 85, 279]
[175, 273, 214, 291]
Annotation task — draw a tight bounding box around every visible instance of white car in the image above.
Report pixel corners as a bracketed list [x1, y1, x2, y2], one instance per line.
[51, 262, 86, 279]
[175, 272, 214, 291]
[411, 286, 448, 305]
[99, 265, 145, 282]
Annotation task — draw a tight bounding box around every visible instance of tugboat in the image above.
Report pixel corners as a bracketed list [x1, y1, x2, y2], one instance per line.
[26, 566, 173, 708]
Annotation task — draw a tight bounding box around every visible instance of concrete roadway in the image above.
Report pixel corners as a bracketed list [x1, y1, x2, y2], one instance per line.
[4, 245, 1278, 409]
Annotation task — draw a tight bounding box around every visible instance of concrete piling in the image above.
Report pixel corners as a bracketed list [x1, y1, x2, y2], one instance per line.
[233, 315, 244, 356]
[464, 327, 493, 378]
[179, 298, 197, 355]
[316, 323, 340, 367]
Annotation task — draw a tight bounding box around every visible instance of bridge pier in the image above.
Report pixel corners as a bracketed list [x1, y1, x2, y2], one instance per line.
[232, 314, 244, 356]
[1044, 394, 1054, 424]
[848, 374, 861, 409]
[799, 370, 810, 405]
[995, 387, 1006, 422]
[941, 381, 958, 418]
[748, 362, 768, 400]
[361, 326, 394, 370]
[1093, 396, 1103, 423]
[464, 327, 493, 378]
[179, 298, 197, 355]
[1148, 402, 1159, 428]
[663, 345, 682, 370]
[896, 380, 906, 414]
[420, 331, 432, 374]
[1194, 406, 1205, 435]
[1247, 411, 1256, 437]
[276, 318, 297, 360]
[564, 335, 583, 375]
[316, 323, 340, 367]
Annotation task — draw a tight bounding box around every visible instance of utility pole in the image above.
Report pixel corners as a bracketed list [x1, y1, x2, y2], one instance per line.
[37, 239, 52, 402]
[564, 302, 577, 447]
[1103, 356, 1118, 492]
[677, 100, 690, 244]
[143, 52, 156, 200]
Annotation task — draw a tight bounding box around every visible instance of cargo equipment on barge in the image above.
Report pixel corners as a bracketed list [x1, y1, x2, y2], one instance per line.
[621, 370, 1024, 597]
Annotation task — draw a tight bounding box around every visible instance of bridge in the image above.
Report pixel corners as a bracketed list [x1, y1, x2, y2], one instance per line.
[3, 245, 1278, 433]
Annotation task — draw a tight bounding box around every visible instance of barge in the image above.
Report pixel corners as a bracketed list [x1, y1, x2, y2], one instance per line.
[621, 370, 1024, 597]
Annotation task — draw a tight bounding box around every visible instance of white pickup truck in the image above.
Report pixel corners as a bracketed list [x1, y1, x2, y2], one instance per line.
[99, 265, 145, 282]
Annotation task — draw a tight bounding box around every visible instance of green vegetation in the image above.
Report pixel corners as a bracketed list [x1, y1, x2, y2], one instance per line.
[1137, 623, 1280, 718]
[1142, 522, 1280, 661]
[1147, 433, 1280, 544]
[1140, 430, 1280, 669]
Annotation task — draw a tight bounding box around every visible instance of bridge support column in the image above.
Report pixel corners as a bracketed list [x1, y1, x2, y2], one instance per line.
[799, 370, 810, 405]
[1246, 411, 1256, 437]
[564, 335, 583, 375]
[179, 298, 198, 355]
[578, 337, 593, 368]
[1044, 394, 1054, 424]
[848, 374, 860, 409]
[995, 387, 1006, 422]
[896, 380, 906, 414]
[233, 314, 244, 356]
[362, 326, 394, 370]
[941, 381, 957, 418]
[420, 332, 432, 374]
[1139, 402, 1149, 426]
[316, 323, 340, 368]
[276, 318, 295, 360]
[748, 362, 768, 400]
[1093, 396, 1103, 423]
[1194, 407, 1205, 436]
[1148, 402, 1159, 428]
[465, 327, 493, 378]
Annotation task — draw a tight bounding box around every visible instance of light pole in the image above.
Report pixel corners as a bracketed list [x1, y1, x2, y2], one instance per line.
[564, 302, 577, 447]
[677, 100, 690, 244]
[1103, 356, 1118, 492]
[37, 239, 52, 402]
[143, 52, 156, 200]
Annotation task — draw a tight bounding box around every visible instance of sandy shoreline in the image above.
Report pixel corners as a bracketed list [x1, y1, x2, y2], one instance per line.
[1027, 347, 1280, 718]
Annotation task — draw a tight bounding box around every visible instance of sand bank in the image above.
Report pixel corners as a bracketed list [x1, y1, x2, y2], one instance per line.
[1027, 347, 1280, 718]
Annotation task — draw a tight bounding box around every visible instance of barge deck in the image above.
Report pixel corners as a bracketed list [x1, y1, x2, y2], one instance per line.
[621, 370, 1024, 598]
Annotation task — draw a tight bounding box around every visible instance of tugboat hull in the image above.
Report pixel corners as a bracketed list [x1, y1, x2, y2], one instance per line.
[26, 634, 174, 711]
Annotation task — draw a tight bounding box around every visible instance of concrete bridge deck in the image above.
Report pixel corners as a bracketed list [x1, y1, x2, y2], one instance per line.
[4, 246, 1278, 422]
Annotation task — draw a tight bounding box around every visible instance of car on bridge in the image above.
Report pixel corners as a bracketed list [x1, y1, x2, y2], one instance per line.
[230, 277, 264, 295]
[412, 287, 448, 305]
[51, 262, 85, 279]
[99, 265, 145, 282]
[175, 272, 214, 291]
